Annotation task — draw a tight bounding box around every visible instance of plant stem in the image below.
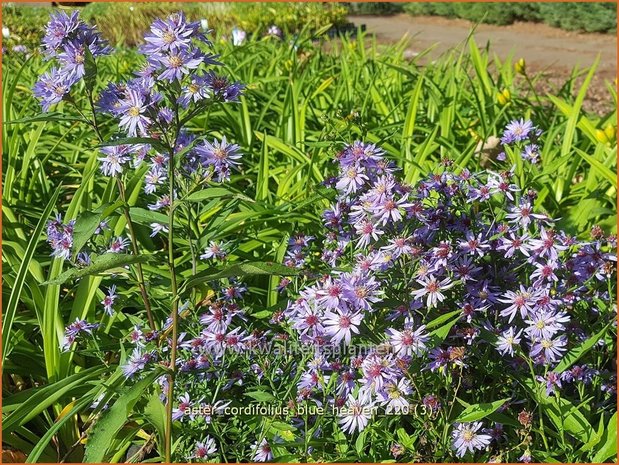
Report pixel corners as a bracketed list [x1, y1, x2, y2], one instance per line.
[116, 178, 157, 331]
[82, 92, 157, 331]
[164, 144, 180, 463]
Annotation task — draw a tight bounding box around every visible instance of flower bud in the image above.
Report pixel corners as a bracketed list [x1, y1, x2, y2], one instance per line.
[515, 58, 526, 75]
[604, 124, 616, 141]
[595, 129, 610, 144]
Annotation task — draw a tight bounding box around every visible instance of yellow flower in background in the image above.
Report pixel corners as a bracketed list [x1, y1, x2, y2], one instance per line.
[603, 124, 616, 141]
[515, 58, 526, 75]
[497, 88, 511, 106]
[595, 129, 609, 144]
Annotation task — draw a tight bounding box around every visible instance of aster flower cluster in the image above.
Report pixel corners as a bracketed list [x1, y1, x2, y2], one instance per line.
[499, 118, 543, 163]
[46, 213, 75, 261]
[34, 10, 111, 111]
[280, 138, 615, 459]
[60, 318, 100, 352]
[94, 12, 245, 198]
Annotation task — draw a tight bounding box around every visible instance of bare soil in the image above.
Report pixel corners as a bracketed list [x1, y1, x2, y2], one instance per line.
[349, 14, 617, 114]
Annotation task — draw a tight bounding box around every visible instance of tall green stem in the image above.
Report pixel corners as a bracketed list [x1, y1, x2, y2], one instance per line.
[164, 144, 180, 463]
[83, 91, 157, 331]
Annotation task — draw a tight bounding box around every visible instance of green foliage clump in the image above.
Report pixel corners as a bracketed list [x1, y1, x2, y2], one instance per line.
[1, 2, 349, 48]
[401, 2, 616, 33]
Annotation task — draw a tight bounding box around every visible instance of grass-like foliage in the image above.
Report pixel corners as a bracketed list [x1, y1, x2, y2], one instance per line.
[1, 6, 617, 464]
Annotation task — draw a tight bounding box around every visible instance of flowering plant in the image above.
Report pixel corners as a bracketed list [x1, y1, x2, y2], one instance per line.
[3, 7, 616, 464]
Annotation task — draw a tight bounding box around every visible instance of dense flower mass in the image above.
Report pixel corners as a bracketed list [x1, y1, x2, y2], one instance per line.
[29, 7, 615, 463]
[277, 139, 616, 459]
[34, 10, 111, 110]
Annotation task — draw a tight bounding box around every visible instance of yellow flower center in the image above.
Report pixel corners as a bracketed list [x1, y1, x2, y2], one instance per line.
[128, 106, 141, 117]
[169, 55, 183, 68]
[163, 32, 175, 44]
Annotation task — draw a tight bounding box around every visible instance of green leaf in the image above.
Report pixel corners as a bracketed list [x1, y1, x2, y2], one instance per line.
[26, 394, 94, 463]
[43, 253, 154, 286]
[83, 46, 97, 93]
[425, 309, 461, 330]
[546, 396, 595, 444]
[84, 370, 160, 462]
[144, 393, 167, 451]
[96, 137, 168, 153]
[574, 148, 617, 188]
[245, 391, 277, 402]
[5, 112, 84, 124]
[184, 261, 300, 289]
[2, 185, 62, 369]
[592, 412, 617, 462]
[554, 322, 612, 374]
[355, 428, 368, 457]
[71, 210, 103, 260]
[428, 312, 461, 344]
[182, 187, 254, 204]
[3, 365, 106, 434]
[454, 398, 509, 423]
[129, 207, 169, 226]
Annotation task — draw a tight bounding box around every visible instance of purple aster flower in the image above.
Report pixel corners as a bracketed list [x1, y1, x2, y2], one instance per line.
[412, 275, 454, 309]
[386, 323, 428, 357]
[56, 40, 88, 80]
[524, 310, 569, 341]
[200, 241, 229, 260]
[501, 118, 535, 145]
[172, 392, 193, 421]
[144, 166, 167, 194]
[458, 231, 490, 257]
[529, 228, 567, 261]
[336, 165, 368, 195]
[33, 67, 78, 111]
[498, 285, 538, 322]
[108, 236, 130, 253]
[99, 145, 131, 176]
[530, 336, 567, 364]
[498, 232, 531, 258]
[354, 219, 383, 249]
[118, 88, 152, 136]
[505, 201, 547, 229]
[42, 10, 82, 55]
[252, 438, 273, 462]
[203, 71, 244, 102]
[196, 136, 243, 182]
[495, 327, 522, 357]
[376, 379, 411, 411]
[151, 48, 205, 82]
[178, 74, 210, 107]
[324, 308, 362, 346]
[101, 285, 117, 315]
[267, 25, 282, 38]
[142, 12, 197, 54]
[337, 390, 375, 434]
[61, 318, 99, 351]
[451, 422, 492, 457]
[150, 223, 168, 237]
[122, 348, 153, 378]
[537, 371, 562, 396]
[522, 143, 540, 163]
[231, 27, 246, 46]
[46, 214, 74, 261]
[192, 436, 217, 460]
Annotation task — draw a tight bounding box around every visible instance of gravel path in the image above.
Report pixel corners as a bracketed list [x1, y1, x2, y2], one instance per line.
[349, 14, 616, 113]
